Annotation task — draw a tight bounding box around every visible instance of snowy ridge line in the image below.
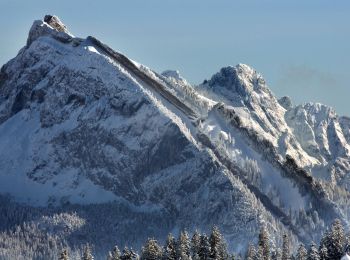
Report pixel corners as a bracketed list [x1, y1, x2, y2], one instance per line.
[86, 36, 198, 119]
[214, 104, 343, 224]
[84, 35, 303, 237]
[84, 34, 337, 235]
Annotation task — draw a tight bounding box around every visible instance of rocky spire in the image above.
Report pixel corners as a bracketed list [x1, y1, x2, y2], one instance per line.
[43, 15, 70, 34]
[27, 15, 73, 47]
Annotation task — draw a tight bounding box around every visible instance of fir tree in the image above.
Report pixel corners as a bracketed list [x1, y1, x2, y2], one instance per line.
[258, 226, 270, 260]
[319, 219, 345, 260]
[177, 231, 191, 260]
[282, 233, 291, 260]
[296, 244, 307, 260]
[328, 219, 345, 260]
[209, 226, 228, 260]
[191, 230, 201, 259]
[271, 248, 282, 260]
[198, 234, 210, 260]
[121, 247, 138, 260]
[82, 244, 94, 260]
[163, 233, 177, 260]
[307, 242, 319, 260]
[318, 245, 328, 260]
[141, 238, 163, 260]
[246, 243, 256, 260]
[59, 249, 69, 260]
[345, 232, 350, 255]
[256, 245, 264, 260]
[108, 246, 121, 260]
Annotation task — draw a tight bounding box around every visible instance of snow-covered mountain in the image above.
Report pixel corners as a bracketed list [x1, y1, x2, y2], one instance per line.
[0, 15, 349, 258]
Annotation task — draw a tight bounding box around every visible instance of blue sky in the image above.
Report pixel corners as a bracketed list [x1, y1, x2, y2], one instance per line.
[0, 0, 349, 116]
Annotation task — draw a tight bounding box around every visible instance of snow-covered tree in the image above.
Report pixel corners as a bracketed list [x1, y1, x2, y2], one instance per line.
[209, 226, 228, 260]
[177, 231, 191, 260]
[329, 219, 345, 259]
[256, 245, 264, 260]
[320, 219, 345, 260]
[163, 233, 177, 260]
[120, 247, 138, 260]
[141, 238, 162, 260]
[82, 244, 94, 260]
[59, 249, 69, 260]
[282, 233, 291, 260]
[258, 226, 270, 260]
[296, 244, 307, 260]
[198, 234, 210, 260]
[307, 242, 319, 260]
[318, 245, 328, 260]
[271, 248, 282, 260]
[246, 243, 256, 260]
[108, 246, 121, 260]
[191, 230, 201, 259]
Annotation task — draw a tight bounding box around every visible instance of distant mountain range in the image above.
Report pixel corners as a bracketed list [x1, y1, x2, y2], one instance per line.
[0, 15, 349, 259]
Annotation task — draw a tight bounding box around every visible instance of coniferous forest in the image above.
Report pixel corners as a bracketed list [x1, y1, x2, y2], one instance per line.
[55, 219, 349, 260]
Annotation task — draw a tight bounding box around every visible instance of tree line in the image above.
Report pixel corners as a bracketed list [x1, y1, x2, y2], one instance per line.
[59, 219, 349, 260]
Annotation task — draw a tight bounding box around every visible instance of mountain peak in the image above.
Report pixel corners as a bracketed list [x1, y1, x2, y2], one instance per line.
[278, 96, 293, 110]
[27, 15, 73, 46]
[201, 63, 268, 106]
[236, 63, 255, 74]
[161, 70, 183, 81]
[43, 15, 70, 34]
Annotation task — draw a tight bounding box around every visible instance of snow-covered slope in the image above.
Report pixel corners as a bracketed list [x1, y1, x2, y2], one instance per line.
[197, 64, 350, 189]
[0, 15, 349, 257]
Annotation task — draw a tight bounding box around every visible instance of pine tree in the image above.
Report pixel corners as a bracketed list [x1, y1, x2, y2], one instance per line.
[82, 244, 94, 260]
[163, 233, 177, 260]
[256, 245, 264, 260]
[177, 231, 191, 260]
[141, 238, 163, 260]
[258, 226, 270, 260]
[246, 243, 256, 260]
[307, 242, 319, 260]
[192, 252, 200, 260]
[282, 233, 291, 260]
[345, 232, 350, 256]
[296, 244, 307, 260]
[271, 248, 282, 260]
[328, 219, 345, 259]
[209, 226, 228, 260]
[59, 249, 69, 260]
[318, 245, 327, 260]
[319, 219, 345, 260]
[108, 246, 121, 260]
[191, 231, 201, 259]
[198, 234, 210, 260]
[120, 247, 138, 260]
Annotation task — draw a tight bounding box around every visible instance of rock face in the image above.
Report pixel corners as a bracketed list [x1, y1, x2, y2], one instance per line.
[0, 15, 349, 257]
[198, 64, 350, 188]
[43, 15, 70, 34]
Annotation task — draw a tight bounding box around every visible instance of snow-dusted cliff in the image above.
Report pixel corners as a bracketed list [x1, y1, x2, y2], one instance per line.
[0, 15, 349, 258]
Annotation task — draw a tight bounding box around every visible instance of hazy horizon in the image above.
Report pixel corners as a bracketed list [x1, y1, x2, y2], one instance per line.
[0, 0, 349, 116]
